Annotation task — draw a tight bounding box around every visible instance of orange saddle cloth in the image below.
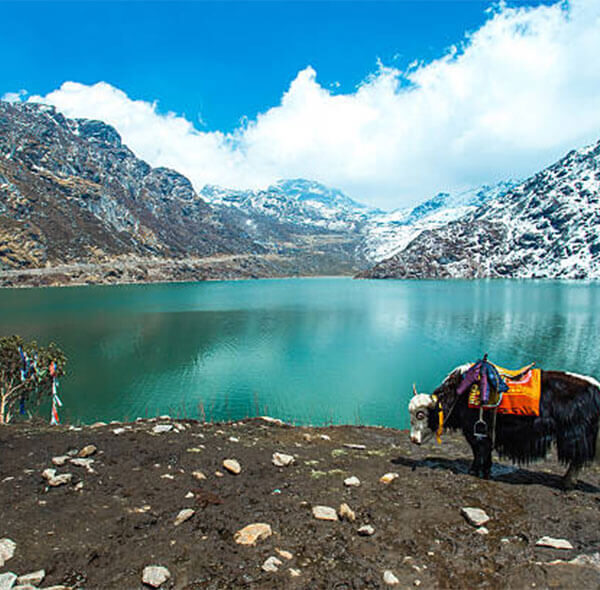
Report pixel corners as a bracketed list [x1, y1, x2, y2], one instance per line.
[468, 364, 542, 416]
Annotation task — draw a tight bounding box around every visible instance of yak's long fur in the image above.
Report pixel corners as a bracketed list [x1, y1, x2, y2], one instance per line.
[429, 369, 600, 475]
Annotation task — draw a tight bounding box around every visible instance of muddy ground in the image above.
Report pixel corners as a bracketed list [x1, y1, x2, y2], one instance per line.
[1, 418, 599, 589]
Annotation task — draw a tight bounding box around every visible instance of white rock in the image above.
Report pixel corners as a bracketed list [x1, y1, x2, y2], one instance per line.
[78, 445, 97, 458]
[223, 459, 241, 474]
[383, 570, 400, 586]
[17, 570, 45, 586]
[312, 506, 339, 521]
[344, 476, 361, 487]
[358, 524, 375, 536]
[461, 507, 490, 527]
[160, 473, 175, 480]
[262, 556, 283, 572]
[174, 509, 195, 526]
[152, 424, 173, 434]
[185, 491, 194, 499]
[90, 421, 107, 428]
[159, 415, 171, 420]
[42, 468, 56, 480]
[69, 458, 95, 473]
[476, 527, 489, 535]
[234, 523, 272, 545]
[229, 436, 239, 443]
[260, 416, 284, 425]
[0, 572, 17, 590]
[192, 471, 206, 481]
[338, 503, 356, 522]
[319, 434, 331, 441]
[51, 456, 70, 466]
[275, 548, 293, 560]
[343, 443, 366, 450]
[142, 565, 171, 587]
[289, 568, 301, 577]
[536, 536, 574, 550]
[380, 472, 399, 484]
[112, 428, 126, 435]
[272, 452, 295, 467]
[42, 469, 72, 487]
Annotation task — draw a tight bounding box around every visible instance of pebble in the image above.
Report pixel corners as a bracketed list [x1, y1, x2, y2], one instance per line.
[260, 416, 284, 425]
[380, 473, 399, 484]
[319, 434, 331, 441]
[142, 565, 171, 587]
[229, 436, 239, 443]
[358, 524, 375, 536]
[192, 471, 207, 480]
[42, 469, 72, 487]
[112, 428, 126, 435]
[185, 491, 194, 499]
[78, 445, 97, 458]
[152, 424, 173, 434]
[174, 508, 195, 526]
[536, 536, 574, 550]
[262, 556, 283, 572]
[289, 568, 301, 577]
[0, 573, 17, 590]
[187, 447, 203, 453]
[476, 527, 489, 535]
[343, 443, 366, 450]
[272, 452, 295, 467]
[338, 503, 356, 522]
[312, 506, 339, 521]
[461, 507, 490, 527]
[160, 474, 175, 480]
[344, 476, 361, 487]
[234, 523, 273, 545]
[223, 459, 241, 474]
[69, 458, 95, 473]
[51, 455, 70, 466]
[90, 421, 107, 428]
[275, 548, 293, 560]
[383, 570, 400, 586]
[215, 471, 224, 478]
[17, 570, 45, 586]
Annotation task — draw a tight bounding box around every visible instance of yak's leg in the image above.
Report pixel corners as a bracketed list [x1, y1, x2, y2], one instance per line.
[465, 432, 493, 479]
[562, 463, 581, 490]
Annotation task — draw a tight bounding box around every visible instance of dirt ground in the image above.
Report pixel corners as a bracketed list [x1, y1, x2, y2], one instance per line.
[1, 418, 600, 589]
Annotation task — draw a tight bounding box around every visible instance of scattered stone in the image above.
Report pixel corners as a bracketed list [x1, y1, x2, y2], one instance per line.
[215, 471, 224, 478]
[380, 473, 399, 484]
[414, 580, 422, 587]
[262, 556, 283, 572]
[289, 568, 301, 577]
[319, 434, 331, 441]
[536, 536, 574, 550]
[112, 428, 126, 435]
[275, 548, 293, 560]
[344, 443, 366, 450]
[383, 570, 400, 586]
[358, 524, 375, 536]
[344, 475, 361, 487]
[69, 458, 95, 473]
[74, 482, 84, 491]
[260, 416, 284, 425]
[159, 415, 171, 420]
[272, 452, 295, 467]
[476, 527, 489, 535]
[192, 471, 207, 481]
[185, 491, 194, 499]
[461, 507, 490, 528]
[0, 572, 17, 590]
[52, 455, 70, 466]
[312, 506, 339, 521]
[338, 503, 356, 522]
[160, 474, 175, 480]
[303, 433, 313, 442]
[78, 445, 97, 458]
[17, 570, 45, 586]
[223, 459, 241, 475]
[229, 436, 239, 443]
[132, 505, 151, 514]
[174, 508, 195, 526]
[152, 424, 173, 434]
[142, 565, 171, 587]
[0, 539, 15, 567]
[42, 469, 72, 487]
[90, 421, 107, 428]
[234, 523, 273, 545]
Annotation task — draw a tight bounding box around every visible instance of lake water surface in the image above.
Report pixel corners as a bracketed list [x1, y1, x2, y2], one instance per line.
[1, 278, 600, 428]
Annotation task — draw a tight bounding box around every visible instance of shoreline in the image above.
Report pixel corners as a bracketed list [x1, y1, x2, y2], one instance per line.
[1, 417, 599, 588]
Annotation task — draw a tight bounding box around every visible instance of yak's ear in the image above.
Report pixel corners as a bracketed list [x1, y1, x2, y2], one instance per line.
[413, 384, 418, 397]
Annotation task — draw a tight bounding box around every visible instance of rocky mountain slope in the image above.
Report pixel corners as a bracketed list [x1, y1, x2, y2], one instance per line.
[359, 140, 600, 279]
[0, 101, 259, 272]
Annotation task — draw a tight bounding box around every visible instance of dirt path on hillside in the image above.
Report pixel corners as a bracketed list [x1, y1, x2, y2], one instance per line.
[1, 419, 599, 589]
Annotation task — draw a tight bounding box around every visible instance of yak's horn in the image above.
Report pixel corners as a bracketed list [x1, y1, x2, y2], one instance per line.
[412, 383, 418, 396]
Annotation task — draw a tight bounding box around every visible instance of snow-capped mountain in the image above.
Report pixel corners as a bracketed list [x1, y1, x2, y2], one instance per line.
[361, 181, 516, 262]
[202, 179, 382, 233]
[359, 139, 600, 279]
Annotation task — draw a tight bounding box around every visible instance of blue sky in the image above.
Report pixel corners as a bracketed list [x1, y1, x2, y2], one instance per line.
[2, 0, 599, 208]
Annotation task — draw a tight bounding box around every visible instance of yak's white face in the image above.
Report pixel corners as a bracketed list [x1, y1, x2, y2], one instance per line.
[409, 393, 437, 445]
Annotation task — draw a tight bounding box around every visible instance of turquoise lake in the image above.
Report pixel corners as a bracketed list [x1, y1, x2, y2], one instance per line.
[1, 278, 600, 428]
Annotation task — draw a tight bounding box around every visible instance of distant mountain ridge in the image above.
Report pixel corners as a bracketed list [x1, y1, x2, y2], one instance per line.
[359, 139, 600, 279]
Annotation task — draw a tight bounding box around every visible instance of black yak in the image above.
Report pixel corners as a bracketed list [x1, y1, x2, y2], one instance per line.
[409, 365, 600, 489]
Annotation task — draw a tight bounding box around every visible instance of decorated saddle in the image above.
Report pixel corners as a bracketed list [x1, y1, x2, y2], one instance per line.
[458, 356, 541, 417]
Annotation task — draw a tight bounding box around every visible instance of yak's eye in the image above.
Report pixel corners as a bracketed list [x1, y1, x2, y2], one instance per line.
[416, 411, 426, 421]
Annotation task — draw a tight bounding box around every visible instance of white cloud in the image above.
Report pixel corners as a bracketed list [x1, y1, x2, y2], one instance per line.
[16, 0, 600, 209]
[2, 89, 27, 103]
